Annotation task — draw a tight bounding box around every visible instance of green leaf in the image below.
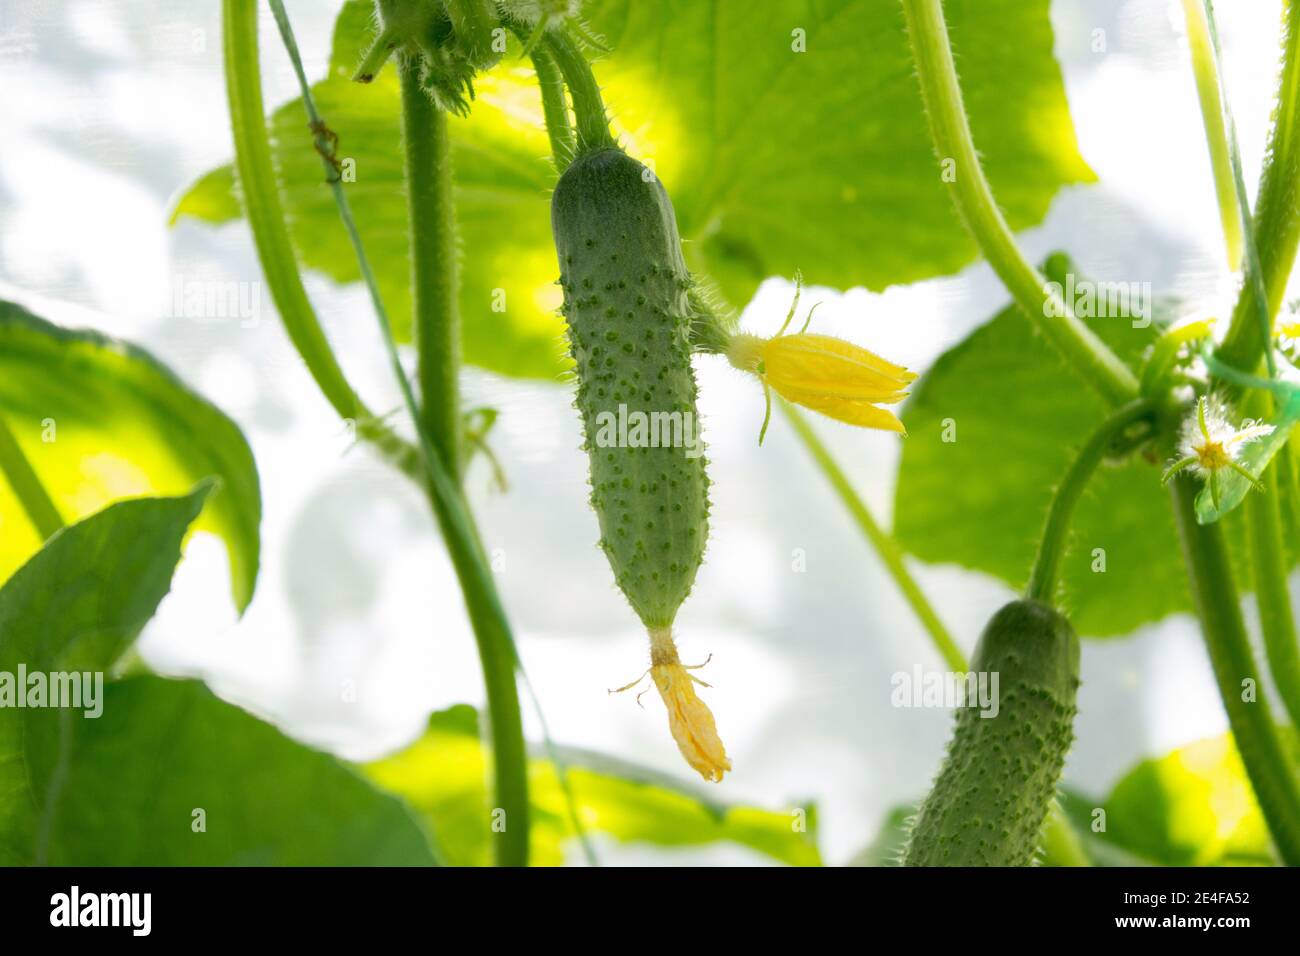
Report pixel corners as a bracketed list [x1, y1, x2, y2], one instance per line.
[1087, 735, 1281, 866]
[174, 1, 566, 380]
[173, 0, 1089, 379]
[0, 490, 208, 863]
[893, 255, 1192, 637]
[35, 677, 438, 866]
[581, 0, 1093, 307]
[0, 300, 261, 610]
[363, 704, 822, 865]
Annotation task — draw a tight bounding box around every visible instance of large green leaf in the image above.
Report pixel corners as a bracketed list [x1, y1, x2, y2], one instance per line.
[582, 0, 1092, 307]
[173, 0, 1090, 379]
[363, 704, 822, 865]
[0, 489, 436, 865]
[1080, 735, 1280, 866]
[0, 300, 260, 610]
[893, 255, 1196, 637]
[39, 677, 438, 866]
[0, 490, 208, 864]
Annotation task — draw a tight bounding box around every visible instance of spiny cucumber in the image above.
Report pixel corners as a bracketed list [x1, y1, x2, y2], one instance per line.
[552, 147, 728, 781]
[552, 147, 709, 633]
[902, 600, 1080, 866]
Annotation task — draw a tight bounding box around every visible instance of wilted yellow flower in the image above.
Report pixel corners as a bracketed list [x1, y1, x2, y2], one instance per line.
[613, 628, 731, 782]
[726, 277, 916, 440]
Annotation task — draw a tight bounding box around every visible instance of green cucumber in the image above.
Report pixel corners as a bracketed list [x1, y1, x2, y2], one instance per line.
[902, 599, 1081, 867]
[551, 147, 708, 634]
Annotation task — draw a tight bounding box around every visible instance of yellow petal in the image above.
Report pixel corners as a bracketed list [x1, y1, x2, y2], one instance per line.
[775, 385, 908, 433]
[762, 333, 916, 399]
[648, 629, 731, 783]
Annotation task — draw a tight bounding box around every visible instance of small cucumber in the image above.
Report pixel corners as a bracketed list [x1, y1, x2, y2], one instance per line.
[902, 600, 1080, 867]
[551, 147, 708, 633]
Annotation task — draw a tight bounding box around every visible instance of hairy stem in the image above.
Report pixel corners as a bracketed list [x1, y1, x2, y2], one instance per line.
[238, 0, 531, 865]
[781, 404, 964, 671]
[0, 414, 63, 540]
[543, 29, 615, 157]
[221, 0, 419, 480]
[1243, 388, 1300, 732]
[1026, 400, 1155, 603]
[1218, 0, 1300, 370]
[1170, 476, 1300, 865]
[900, 0, 1138, 406]
[1182, 0, 1244, 269]
[399, 56, 462, 481]
[528, 43, 576, 171]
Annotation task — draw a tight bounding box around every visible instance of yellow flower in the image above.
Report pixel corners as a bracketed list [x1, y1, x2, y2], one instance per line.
[726, 277, 916, 440]
[617, 628, 730, 783]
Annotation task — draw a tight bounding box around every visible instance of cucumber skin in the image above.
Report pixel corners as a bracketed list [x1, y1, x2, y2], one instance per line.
[551, 148, 708, 630]
[903, 600, 1081, 867]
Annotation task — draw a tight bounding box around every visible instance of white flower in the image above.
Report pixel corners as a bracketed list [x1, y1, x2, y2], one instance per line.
[1162, 396, 1273, 508]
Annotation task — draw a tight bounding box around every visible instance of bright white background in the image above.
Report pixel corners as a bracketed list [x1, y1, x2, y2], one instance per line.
[1, 0, 1297, 864]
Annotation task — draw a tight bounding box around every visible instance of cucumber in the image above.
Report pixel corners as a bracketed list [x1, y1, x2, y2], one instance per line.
[551, 147, 708, 633]
[902, 600, 1080, 866]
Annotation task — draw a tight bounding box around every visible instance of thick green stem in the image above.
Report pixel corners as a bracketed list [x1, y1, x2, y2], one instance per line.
[399, 57, 462, 481]
[236, 0, 530, 865]
[1170, 477, 1300, 865]
[1243, 388, 1300, 732]
[1218, 0, 1300, 370]
[900, 0, 1138, 407]
[0, 414, 63, 540]
[221, 0, 419, 480]
[781, 404, 964, 671]
[1183, 0, 1244, 269]
[543, 30, 615, 157]
[1026, 400, 1155, 603]
[1247, 473, 1300, 732]
[531, 47, 577, 171]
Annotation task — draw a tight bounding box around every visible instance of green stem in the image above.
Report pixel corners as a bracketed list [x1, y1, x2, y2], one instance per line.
[528, 43, 577, 171]
[900, 0, 1138, 407]
[1242, 389, 1300, 732]
[781, 403, 965, 671]
[1170, 476, 1300, 865]
[543, 30, 615, 157]
[1025, 400, 1156, 603]
[1276, 432, 1300, 546]
[1218, 0, 1300, 370]
[0, 414, 63, 540]
[399, 56, 462, 481]
[353, 24, 399, 82]
[220, 0, 420, 481]
[1247, 473, 1300, 732]
[240, 0, 531, 866]
[1182, 0, 1244, 269]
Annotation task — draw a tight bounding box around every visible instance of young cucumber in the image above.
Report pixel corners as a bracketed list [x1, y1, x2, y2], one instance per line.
[903, 599, 1080, 866]
[551, 147, 709, 633]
